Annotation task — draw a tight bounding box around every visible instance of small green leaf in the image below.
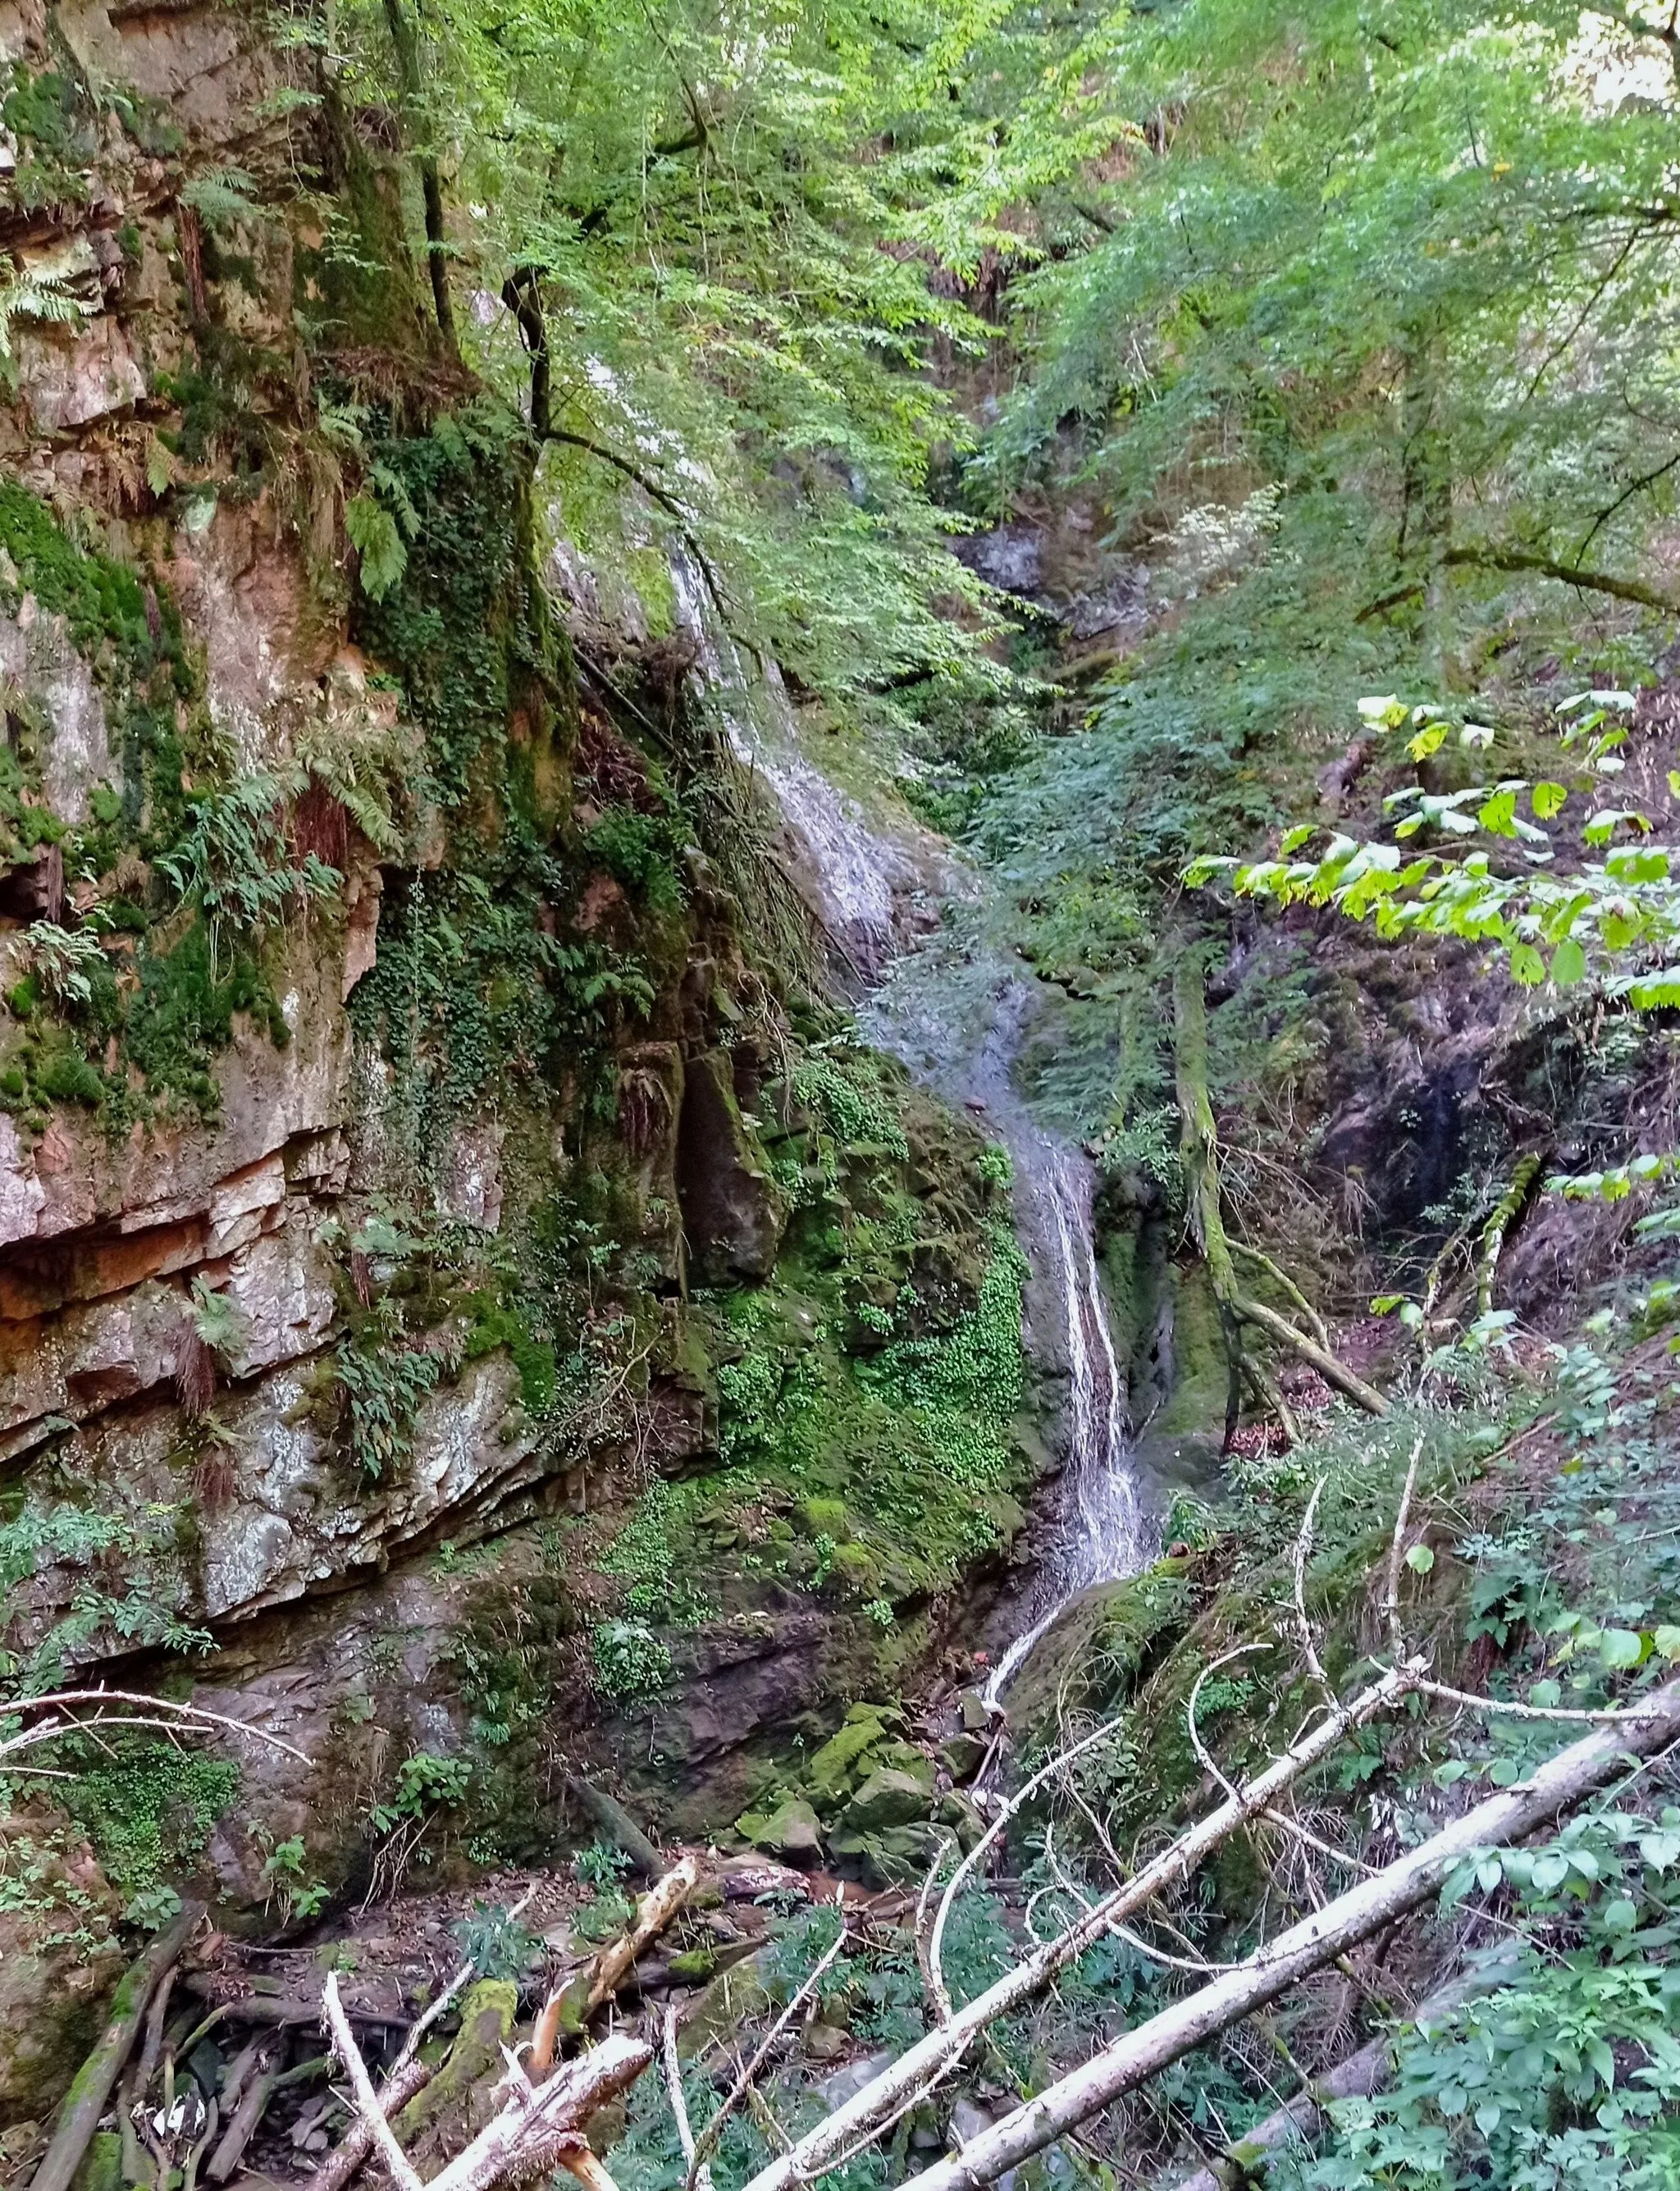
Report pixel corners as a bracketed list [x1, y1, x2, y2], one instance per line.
[1551, 938, 1586, 986]
[1532, 780, 1568, 819]
[1653, 1624, 1680, 1660]
[1598, 1627, 1646, 1670]
[1476, 1856, 1503, 1893]
[1405, 1543, 1435, 1573]
[1509, 942, 1545, 986]
[1602, 1897, 1638, 1935]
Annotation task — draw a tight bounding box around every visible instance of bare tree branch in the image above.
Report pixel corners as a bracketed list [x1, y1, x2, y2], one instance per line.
[737, 1661, 1426, 2191]
[903, 1678, 1680, 2191]
[323, 1974, 424, 2191]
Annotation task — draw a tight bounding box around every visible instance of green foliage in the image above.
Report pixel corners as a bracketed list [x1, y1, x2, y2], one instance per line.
[452, 1898, 542, 1980]
[368, 1750, 471, 1836]
[792, 1052, 910, 1162]
[59, 1741, 238, 1900]
[154, 767, 340, 965]
[590, 1618, 673, 1703]
[862, 1227, 1029, 1492]
[253, 1830, 330, 1924]
[585, 808, 688, 913]
[1301, 1811, 1680, 2189]
[334, 1311, 442, 1481]
[0, 1502, 211, 1698]
[573, 1839, 632, 1888]
[1192, 690, 1680, 1000]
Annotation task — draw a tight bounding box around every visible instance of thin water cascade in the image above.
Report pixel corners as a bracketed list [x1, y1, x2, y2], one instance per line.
[668, 552, 1151, 1703]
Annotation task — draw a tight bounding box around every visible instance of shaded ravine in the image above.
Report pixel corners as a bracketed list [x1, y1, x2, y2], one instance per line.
[669, 555, 1153, 1696]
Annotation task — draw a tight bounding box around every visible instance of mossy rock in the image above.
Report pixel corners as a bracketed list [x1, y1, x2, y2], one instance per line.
[1007, 1558, 1193, 1733]
[667, 1946, 719, 1984]
[807, 1704, 901, 1810]
[799, 1496, 852, 1541]
[940, 1733, 988, 1783]
[841, 1767, 932, 1833]
[71, 2131, 121, 2191]
[827, 1821, 945, 1888]
[735, 1794, 824, 1865]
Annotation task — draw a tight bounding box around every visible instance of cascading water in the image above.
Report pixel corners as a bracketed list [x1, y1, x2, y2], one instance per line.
[669, 555, 1151, 1702]
[863, 956, 1149, 1703]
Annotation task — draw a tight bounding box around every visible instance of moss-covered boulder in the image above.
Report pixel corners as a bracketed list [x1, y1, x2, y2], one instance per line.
[842, 1767, 932, 1833]
[735, 1794, 824, 1865]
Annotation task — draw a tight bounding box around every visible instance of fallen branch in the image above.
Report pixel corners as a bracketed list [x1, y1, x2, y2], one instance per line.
[323, 1974, 423, 2191]
[302, 2058, 431, 2191]
[1230, 1292, 1389, 1417]
[663, 2007, 713, 2191]
[737, 1662, 1424, 2191]
[902, 1678, 1680, 2191]
[1230, 1240, 1330, 1352]
[27, 1900, 206, 2191]
[205, 2042, 278, 2184]
[426, 2034, 651, 2191]
[1170, 1960, 1512, 2191]
[532, 1858, 698, 2075]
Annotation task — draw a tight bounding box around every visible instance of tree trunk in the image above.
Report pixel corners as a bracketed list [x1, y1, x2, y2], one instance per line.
[27, 1901, 205, 2191]
[380, 0, 455, 347]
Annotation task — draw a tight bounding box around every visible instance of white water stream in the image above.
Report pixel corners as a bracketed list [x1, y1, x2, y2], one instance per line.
[669, 555, 1151, 1701]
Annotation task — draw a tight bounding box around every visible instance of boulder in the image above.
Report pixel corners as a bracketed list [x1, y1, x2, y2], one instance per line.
[676, 1049, 789, 1282]
[939, 1733, 988, 1785]
[841, 1768, 931, 1833]
[735, 1795, 824, 1866]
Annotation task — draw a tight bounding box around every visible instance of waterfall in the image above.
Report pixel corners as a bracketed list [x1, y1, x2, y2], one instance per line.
[668, 552, 1150, 1700]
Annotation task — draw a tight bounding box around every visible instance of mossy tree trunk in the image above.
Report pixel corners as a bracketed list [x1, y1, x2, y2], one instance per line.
[1172, 952, 1389, 1423]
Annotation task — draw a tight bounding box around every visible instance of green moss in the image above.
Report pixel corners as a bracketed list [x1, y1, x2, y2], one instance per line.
[60, 1740, 239, 1897]
[460, 1291, 559, 1413]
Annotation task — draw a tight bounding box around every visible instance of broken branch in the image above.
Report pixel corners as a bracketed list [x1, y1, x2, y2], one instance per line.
[904, 1678, 1680, 2191]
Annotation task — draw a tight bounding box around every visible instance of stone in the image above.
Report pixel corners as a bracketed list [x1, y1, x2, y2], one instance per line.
[17, 316, 147, 434]
[735, 1795, 824, 1866]
[675, 1048, 789, 1282]
[818, 2048, 897, 2111]
[840, 1767, 932, 1833]
[936, 1792, 986, 1853]
[801, 2020, 849, 2063]
[807, 1704, 897, 1810]
[666, 1947, 718, 1984]
[676, 1956, 774, 2061]
[939, 1733, 988, 1784]
[958, 1688, 990, 1733]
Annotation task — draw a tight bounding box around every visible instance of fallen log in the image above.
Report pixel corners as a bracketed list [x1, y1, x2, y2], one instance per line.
[27, 1899, 206, 2191]
[206, 2042, 280, 2184]
[902, 1678, 1680, 2191]
[532, 1856, 700, 2072]
[1170, 1959, 1513, 2191]
[566, 1774, 664, 1878]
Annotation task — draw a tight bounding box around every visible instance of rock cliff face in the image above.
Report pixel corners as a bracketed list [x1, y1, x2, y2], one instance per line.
[0, 0, 1031, 2088]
